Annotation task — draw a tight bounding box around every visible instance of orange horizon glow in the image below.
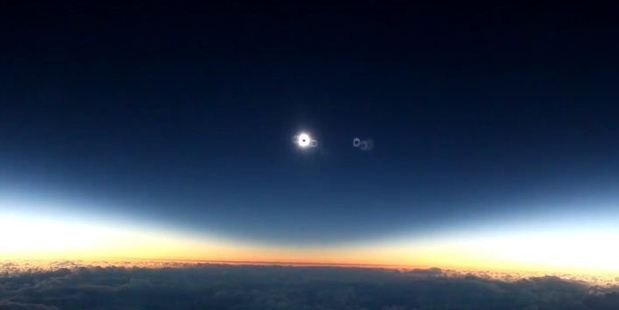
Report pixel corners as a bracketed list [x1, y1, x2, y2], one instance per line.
[1, 212, 618, 283]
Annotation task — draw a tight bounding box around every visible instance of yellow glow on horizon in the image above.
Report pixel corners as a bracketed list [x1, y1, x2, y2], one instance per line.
[1, 213, 618, 280]
[0, 214, 241, 261]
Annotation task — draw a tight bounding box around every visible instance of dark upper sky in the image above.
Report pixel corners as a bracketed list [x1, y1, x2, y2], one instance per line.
[1, 1, 619, 245]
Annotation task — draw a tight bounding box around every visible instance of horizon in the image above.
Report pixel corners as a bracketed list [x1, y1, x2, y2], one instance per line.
[1, 1, 619, 308]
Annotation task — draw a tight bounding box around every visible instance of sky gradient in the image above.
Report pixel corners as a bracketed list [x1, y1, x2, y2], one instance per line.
[1, 1, 619, 278]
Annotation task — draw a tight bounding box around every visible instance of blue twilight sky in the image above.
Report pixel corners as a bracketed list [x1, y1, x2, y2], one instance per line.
[1, 1, 619, 246]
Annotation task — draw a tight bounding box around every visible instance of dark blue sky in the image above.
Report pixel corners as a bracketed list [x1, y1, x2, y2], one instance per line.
[1, 1, 619, 245]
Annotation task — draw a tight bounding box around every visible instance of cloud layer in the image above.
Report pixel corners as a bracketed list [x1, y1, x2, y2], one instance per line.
[0, 264, 618, 309]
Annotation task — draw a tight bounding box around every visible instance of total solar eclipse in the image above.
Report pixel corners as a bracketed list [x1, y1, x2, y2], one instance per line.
[294, 132, 317, 149]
